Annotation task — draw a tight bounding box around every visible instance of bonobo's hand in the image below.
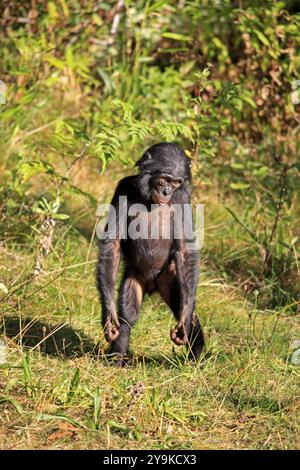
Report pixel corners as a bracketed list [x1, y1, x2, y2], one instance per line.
[170, 319, 188, 346]
[104, 312, 120, 342]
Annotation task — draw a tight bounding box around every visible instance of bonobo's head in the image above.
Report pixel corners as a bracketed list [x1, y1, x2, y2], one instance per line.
[135, 143, 191, 205]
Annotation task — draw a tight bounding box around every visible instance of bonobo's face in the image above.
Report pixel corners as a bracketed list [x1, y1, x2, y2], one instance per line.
[150, 173, 183, 205]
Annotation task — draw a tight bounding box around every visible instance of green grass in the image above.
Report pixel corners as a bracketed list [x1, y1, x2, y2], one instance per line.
[1, 0, 299, 450]
[0, 223, 299, 450]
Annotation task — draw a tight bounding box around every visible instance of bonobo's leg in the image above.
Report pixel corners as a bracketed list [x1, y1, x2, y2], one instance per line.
[107, 272, 144, 362]
[157, 263, 204, 359]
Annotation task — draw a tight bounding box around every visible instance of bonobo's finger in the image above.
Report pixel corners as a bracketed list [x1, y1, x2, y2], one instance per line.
[170, 329, 186, 345]
[111, 310, 120, 328]
[170, 326, 188, 346]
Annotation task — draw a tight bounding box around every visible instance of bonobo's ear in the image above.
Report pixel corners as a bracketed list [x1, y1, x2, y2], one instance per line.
[135, 151, 152, 172]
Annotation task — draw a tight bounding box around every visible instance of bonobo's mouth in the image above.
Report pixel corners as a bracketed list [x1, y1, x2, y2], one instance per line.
[151, 191, 171, 206]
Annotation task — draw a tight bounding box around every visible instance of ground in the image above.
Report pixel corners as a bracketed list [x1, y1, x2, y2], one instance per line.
[0, 217, 299, 450]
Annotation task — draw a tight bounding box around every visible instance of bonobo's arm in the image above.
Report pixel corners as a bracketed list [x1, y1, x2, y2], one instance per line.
[97, 237, 120, 342]
[96, 177, 133, 342]
[170, 187, 200, 345]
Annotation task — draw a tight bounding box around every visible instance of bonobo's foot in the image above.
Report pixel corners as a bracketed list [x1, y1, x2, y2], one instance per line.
[104, 347, 128, 367]
[104, 341, 130, 367]
[187, 322, 205, 360]
[170, 321, 188, 346]
[188, 342, 205, 361]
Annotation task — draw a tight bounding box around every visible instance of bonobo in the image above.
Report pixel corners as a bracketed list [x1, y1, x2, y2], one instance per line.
[96, 142, 204, 364]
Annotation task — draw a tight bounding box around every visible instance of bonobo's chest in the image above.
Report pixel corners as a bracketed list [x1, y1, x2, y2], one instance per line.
[121, 204, 174, 279]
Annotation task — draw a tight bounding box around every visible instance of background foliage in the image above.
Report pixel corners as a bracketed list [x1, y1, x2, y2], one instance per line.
[0, 0, 299, 450]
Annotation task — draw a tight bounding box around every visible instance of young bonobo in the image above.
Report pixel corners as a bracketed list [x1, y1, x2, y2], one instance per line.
[96, 142, 204, 365]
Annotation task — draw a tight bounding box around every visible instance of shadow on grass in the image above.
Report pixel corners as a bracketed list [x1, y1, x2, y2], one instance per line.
[1, 316, 96, 358]
[1, 315, 211, 368]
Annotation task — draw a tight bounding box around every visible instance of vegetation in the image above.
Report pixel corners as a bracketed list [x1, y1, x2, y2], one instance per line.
[0, 0, 299, 449]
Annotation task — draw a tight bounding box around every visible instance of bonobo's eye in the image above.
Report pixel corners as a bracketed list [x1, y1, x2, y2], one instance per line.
[159, 177, 167, 186]
[172, 178, 183, 189]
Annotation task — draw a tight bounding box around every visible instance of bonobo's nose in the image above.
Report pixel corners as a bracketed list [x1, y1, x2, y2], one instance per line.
[163, 187, 172, 196]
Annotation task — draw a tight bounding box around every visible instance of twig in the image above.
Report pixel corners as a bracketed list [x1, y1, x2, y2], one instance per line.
[0, 272, 63, 316]
[30, 322, 68, 352]
[0, 259, 97, 306]
[105, 0, 124, 46]
[64, 142, 91, 180]
[111, 0, 124, 36]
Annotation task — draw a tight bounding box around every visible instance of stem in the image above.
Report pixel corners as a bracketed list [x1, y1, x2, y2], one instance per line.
[261, 165, 288, 274]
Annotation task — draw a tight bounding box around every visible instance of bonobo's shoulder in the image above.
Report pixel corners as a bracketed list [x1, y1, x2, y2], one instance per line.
[111, 175, 138, 203]
[116, 175, 136, 192]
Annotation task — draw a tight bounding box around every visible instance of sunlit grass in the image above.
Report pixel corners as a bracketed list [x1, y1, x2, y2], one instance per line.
[0, 223, 299, 450]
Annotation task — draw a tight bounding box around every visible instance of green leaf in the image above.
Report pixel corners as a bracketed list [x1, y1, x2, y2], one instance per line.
[254, 30, 270, 47]
[230, 183, 250, 190]
[162, 32, 192, 42]
[66, 46, 74, 70]
[66, 368, 80, 404]
[0, 396, 23, 414]
[44, 55, 65, 70]
[225, 206, 258, 242]
[230, 163, 244, 170]
[147, 0, 168, 13]
[241, 95, 257, 109]
[97, 68, 113, 94]
[32, 207, 47, 215]
[59, 0, 69, 17]
[47, 1, 59, 20]
[55, 120, 74, 136]
[179, 60, 195, 76]
[107, 420, 130, 436]
[252, 166, 269, 178]
[18, 161, 55, 183]
[37, 413, 84, 428]
[93, 387, 101, 427]
[52, 213, 69, 220]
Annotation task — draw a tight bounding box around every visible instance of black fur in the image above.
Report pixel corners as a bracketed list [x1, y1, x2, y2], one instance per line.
[96, 142, 204, 364]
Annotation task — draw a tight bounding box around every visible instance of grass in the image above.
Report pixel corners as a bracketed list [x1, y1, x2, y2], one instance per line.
[0, 207, 299, 450]
[1, 0, 299, 450]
